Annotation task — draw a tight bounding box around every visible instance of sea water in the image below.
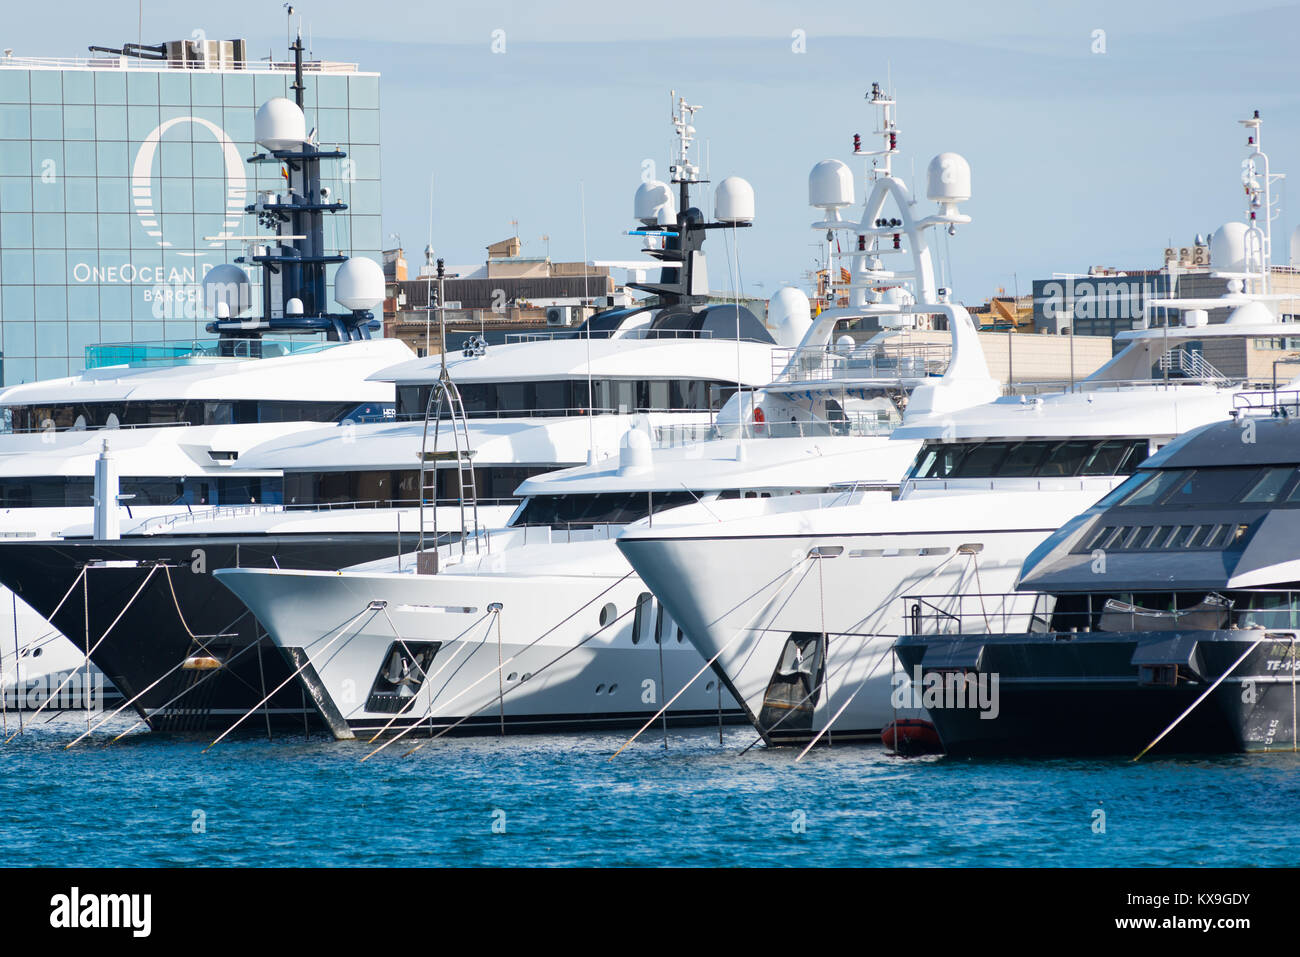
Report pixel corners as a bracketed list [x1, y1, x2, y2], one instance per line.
[1, 713, 1297, 867]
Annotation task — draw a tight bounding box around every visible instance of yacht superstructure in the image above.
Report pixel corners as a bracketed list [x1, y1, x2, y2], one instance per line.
[616, 111, 1300, 748]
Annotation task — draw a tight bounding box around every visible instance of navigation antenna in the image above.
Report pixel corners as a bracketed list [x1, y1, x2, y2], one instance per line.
[416, 255, 481, 567]
[1240, 110, 1284, 296]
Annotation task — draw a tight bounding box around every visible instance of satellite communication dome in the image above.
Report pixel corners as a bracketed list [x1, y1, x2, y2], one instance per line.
[714, 176, 755, 224]
[286, 297, 304, 316]
[1225, 300, 1275, 326]
[202, 263, 252, 317]
[334, 257, 386, 312]
[255, 97, 307, 152]
[927, 153, 971, 206]
[619, 429, 652, 473]
[1210, 222, 1250, 272]
[882, 286, 916, 306]
[634, 180, 675, 226]
[768, 287, 812, 347]
[809, 159, 854, 209]
[836, 334, 856, 354]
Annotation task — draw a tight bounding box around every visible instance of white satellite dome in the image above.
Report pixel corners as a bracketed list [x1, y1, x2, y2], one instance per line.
[618, 428, 652, 474]
[1210, 222, 1250, 272]
[634, 180, 675, 226]
[254, 97, 307, 152]
[927, 152, 971, 210]
[334, 257, 386, 312]
[1224, 300, 1275, 326]
[767, 286, 812, 347]
[202, 263, 252, 317]
[836, 334, 856, 354]
[882, 286, 916, 306]
[809, 159, 854, 209]
[714, 176, 755, 224]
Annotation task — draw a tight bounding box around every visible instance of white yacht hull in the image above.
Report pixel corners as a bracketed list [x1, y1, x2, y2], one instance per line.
[617, 489, 1110, 744]
[216, 543, 742, 739]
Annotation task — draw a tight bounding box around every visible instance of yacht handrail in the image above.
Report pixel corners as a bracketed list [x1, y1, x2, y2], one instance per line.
[502, 329, 717, 344]
[0, 419, 197, 435]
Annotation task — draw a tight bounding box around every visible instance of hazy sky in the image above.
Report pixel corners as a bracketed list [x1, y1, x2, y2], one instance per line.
[6, 1, 1300, 300]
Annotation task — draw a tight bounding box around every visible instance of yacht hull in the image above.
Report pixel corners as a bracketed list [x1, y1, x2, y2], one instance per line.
[616, 495, 1100, 746]
[216, 560, 744, 739]
[893, 630, 1295, 755]
[0, 535, 407, 734]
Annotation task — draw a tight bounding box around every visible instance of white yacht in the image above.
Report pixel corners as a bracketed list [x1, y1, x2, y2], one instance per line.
[616, 111, 1300, 747]
[213, 88, 1010, 740]
[0, 93, 790, 733]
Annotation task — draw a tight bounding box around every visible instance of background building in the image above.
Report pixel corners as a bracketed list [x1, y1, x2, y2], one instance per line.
[0, 39, 381, 383]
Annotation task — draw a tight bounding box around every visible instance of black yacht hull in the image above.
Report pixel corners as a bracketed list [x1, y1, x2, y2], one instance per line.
[894, 630, 1296, 756]
[0, 535, 406, 734]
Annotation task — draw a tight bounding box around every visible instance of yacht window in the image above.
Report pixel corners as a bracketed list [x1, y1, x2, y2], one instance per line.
[998, 442, 1050, 477]
[1185, 525, 1209, 548]
[1118, 469, 1189, 507]
[1168, 469, 1260, 506]
[1038, 441, 1096, 477]
[1161, 525, 1194, 549]
[953, 442, 1012, 477]
[1080, 440, 1142, 476]
[1243, 467, 1294, 503]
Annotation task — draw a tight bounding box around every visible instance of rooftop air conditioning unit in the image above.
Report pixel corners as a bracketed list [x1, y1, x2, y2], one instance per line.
[546, 305, 575, 327]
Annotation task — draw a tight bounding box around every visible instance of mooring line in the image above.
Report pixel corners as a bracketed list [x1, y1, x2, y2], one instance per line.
[106, 638, 264, 742]
[362, 571, 637, 761]
[402, 599, 643, 753]
[4, 564, 157, 743]
[203, 603, 379, 752]
[362, 608, 495, 744]
[1133, 638, 1265, 762]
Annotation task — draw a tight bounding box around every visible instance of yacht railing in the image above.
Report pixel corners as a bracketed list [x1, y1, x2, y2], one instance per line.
[901, 588, 1300, 637]
[769, 341, 950, 385]
[392, 406, 621, 422]
[654, 411, 899, 447]
[85, 337, 340, 370]
[0, 419, 197, 435]
[0, 55, 359, 74]
[1004, 376, 1246, 397]
[503, 329, 717, 344]
[131, 498, 521, 532]
[1233, 389, 1300, 417]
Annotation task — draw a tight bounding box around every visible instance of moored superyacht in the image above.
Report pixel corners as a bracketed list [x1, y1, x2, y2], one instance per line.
[616, 109, 1300, 748]
[896, 412, 1300, 755]
[0, 91, 788, 734]
[214, 87, 1009, 740]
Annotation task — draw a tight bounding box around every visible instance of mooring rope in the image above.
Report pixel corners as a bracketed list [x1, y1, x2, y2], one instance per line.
[203, 603, 379, 752]
[4, 564, 157, 743]
[363, 570, 637, 761]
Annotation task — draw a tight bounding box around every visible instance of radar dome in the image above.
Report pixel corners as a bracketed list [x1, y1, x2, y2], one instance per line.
[634, 180, 675, 226]
[202, 263, 252, 317]
[927, 153, 971, 208]
[809, 159, 854, 209]
[768, 287, 812, 348]
[714, 176, 755, 224]
[882, 286, 916, 306]
[334, 257, 386, 312]
[619, 428, 652, 474]
[255, 97, 307, 152]
[1210, 222, 1250, 272]
[836, 334, 856, 354]
[1224, 300, 1276, 326]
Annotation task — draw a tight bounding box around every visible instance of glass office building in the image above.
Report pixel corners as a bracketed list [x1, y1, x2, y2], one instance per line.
[0, 47, 381, 383]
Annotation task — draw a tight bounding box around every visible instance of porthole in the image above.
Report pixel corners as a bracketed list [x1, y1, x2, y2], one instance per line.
[676, 627, 684, 644]
[599, 602, 616, 627]
[608, 683, 618, 695]
[705, 680, 716, 692]
[595, 683, 605, 694]
[31, 648, 42, 658]
[521, 673, 532, 681]
[506, 672, 518, 681]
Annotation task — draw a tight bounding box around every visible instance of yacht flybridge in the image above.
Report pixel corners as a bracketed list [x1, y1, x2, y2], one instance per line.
[616, 110, 1300, 749]
[213, 87, 1012, 741]
[0, 91, 787, 733]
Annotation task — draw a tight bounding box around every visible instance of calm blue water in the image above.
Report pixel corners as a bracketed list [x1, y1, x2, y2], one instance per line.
[1, 712, 1297, 867]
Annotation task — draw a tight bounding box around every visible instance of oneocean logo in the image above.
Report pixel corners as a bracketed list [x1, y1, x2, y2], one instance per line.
[49, 887, 151, 937]
[131, 116, 247, 254]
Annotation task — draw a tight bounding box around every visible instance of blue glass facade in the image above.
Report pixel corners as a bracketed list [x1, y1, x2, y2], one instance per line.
[0, 62, 381, 383]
